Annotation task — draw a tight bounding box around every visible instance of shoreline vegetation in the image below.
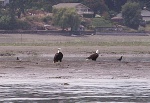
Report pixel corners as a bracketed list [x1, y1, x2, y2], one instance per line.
[0, 34, 150, 55]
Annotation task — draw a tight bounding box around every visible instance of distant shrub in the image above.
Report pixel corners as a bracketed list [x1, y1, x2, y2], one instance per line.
[92, 17, 113, 28]
[0, 15, 31, 30]
[16, 20, 31, 30]
[0, 15, 17, 30]
[43, 5, 52, 12]
[26, 16, 40, 22]
[42, 15, 52, 23]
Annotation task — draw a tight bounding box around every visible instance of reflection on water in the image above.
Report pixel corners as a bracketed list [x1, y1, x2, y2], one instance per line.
[0, 79, 150, 102]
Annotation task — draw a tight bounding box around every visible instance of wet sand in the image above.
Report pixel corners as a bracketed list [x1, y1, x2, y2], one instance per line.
[0, 34, 150, 80]
[0, 54, 150, 80]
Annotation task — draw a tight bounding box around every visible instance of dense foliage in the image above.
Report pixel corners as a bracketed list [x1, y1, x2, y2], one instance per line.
[122, 2, 141, 30]
[92, 17, 112, 27]
[53, 8, 80, 31]
[0, 0, 150, 30]
[4, 0, 150, 17]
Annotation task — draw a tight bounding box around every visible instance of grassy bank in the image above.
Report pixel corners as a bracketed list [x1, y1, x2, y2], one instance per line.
[0, 34, 150, 55]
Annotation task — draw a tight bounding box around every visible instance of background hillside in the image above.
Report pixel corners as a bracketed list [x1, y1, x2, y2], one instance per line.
[0, 0, 150, 31]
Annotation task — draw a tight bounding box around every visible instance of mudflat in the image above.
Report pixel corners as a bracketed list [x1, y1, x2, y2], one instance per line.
[0, 33, 150, 80]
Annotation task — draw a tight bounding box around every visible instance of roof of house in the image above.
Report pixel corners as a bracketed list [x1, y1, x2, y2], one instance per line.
[116, 13, 122, 18]
[111, 16, 123, 20]
[52, 3, 89, 9]
[115, 9, 150, 18]
[141, 10, 150, 17]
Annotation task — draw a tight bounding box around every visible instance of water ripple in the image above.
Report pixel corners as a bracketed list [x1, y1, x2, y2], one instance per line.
[0, 79, 150, 102]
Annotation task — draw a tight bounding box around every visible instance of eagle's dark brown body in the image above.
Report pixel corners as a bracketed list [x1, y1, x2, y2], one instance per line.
[86, 53, 99, 61]
[53, 48, 63, 63]
[86, 50, 99, 61]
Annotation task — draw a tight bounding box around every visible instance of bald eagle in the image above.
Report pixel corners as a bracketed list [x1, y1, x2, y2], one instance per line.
[53, 48, 63, 63]
[86, 50, 99, 61]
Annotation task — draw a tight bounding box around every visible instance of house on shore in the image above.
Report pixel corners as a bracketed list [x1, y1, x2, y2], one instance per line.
[141, 9, 150, 21]
[52, 3, 94, 17]
[0, 0, 9, 6]
[111, 13, 123, 23]
[112, 9, 150, 25]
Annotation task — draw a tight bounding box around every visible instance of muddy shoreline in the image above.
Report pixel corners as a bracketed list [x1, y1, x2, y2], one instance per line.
[0, 34, 150, 80]
[1, 34, 150, 102]
[0, 53, 150, 80]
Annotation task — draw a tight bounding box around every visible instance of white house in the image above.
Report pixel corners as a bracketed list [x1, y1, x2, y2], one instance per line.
[141, 9, 150, 21]
[113, 9, 150, 22]
[0, 0, 9, 6]
[52, 3, 94, 16]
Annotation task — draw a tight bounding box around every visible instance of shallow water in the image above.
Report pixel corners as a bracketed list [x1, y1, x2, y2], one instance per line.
[0, 79, 150, 102]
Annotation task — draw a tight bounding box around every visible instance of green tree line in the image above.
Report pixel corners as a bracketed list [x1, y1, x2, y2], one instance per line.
[0, 0, 149, 30]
